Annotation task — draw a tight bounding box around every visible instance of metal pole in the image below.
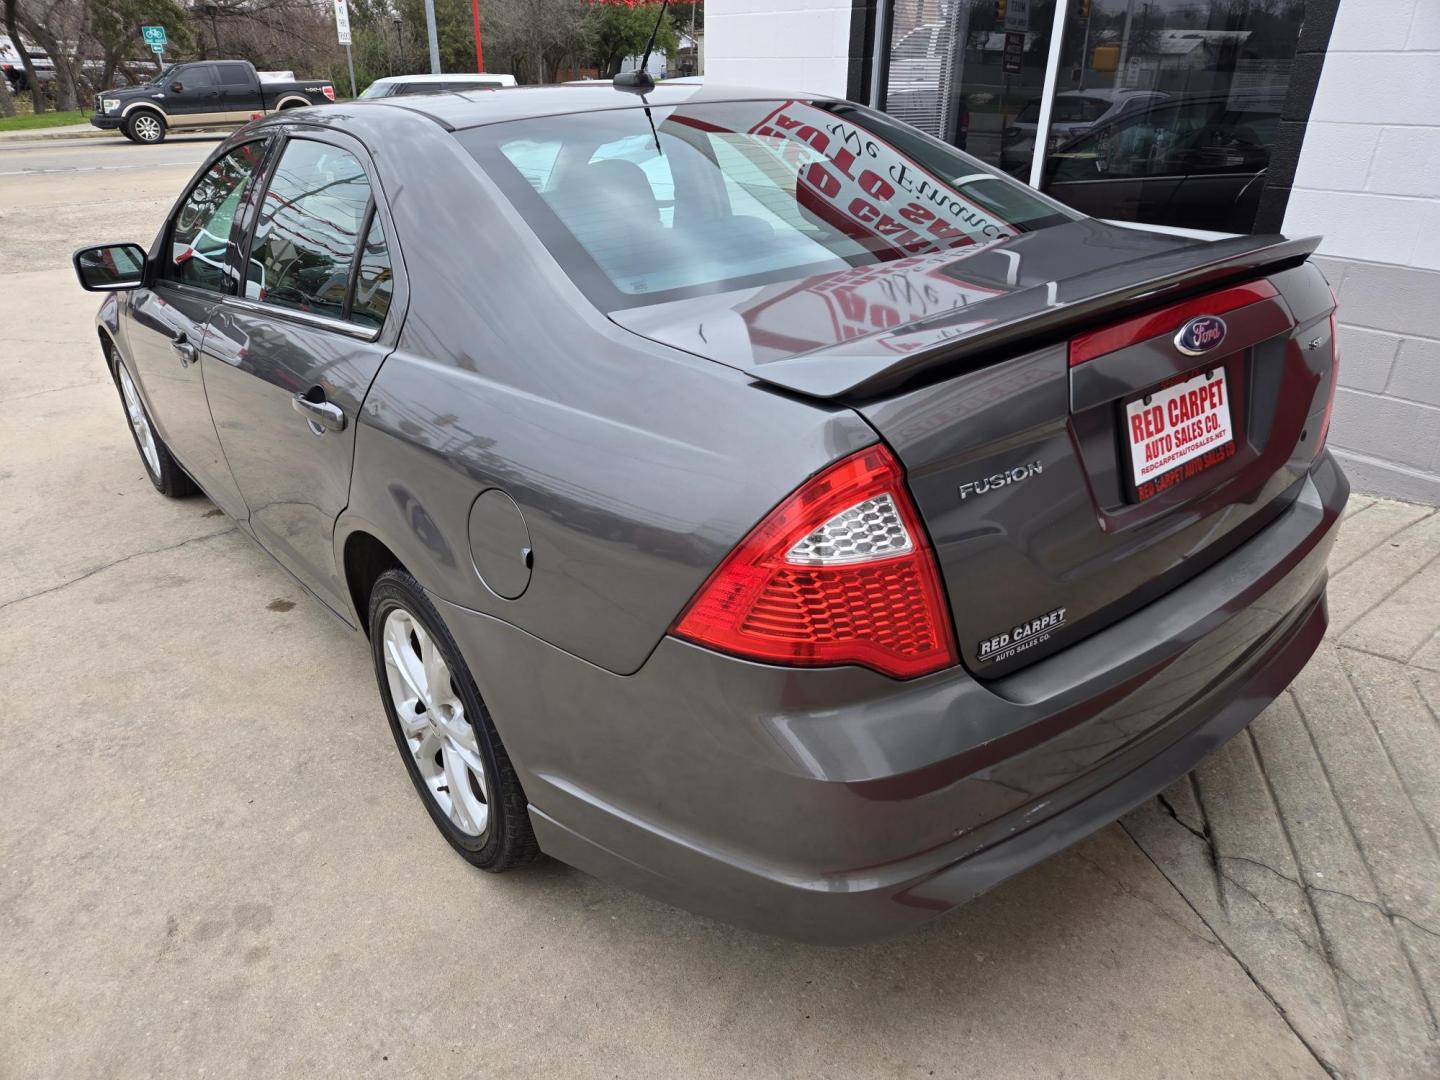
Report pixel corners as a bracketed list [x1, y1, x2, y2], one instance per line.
[868, 0, 889, 109]
[1114, 0, 1135, 90]
[423, 0, 441, 74]
[345, 42, 357, 99]
[471, 0, 484, 72]
[1029, 0, 1071, 189]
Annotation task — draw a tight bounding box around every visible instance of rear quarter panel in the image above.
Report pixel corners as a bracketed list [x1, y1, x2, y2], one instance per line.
[337, 119, 876, 674]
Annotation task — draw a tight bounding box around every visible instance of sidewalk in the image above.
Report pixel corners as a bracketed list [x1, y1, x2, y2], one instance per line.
[1125, 495, 1440, 1079]
[0, 121, 111, 143]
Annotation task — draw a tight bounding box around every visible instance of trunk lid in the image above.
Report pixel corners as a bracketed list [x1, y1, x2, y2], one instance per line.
[615, 219, 1338, 677]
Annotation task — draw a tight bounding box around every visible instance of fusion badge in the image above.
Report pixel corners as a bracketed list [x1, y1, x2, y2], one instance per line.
[977, 606, 1068, 665]
[1174, 315, 1227, 357]
[958, 461, 1042, 501]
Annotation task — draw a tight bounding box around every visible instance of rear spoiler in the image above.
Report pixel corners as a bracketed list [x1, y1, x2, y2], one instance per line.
[742, 234, 1322, 401]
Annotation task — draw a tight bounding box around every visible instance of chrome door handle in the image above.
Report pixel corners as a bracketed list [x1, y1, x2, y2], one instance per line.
[170, 334, 196, 366]
[292, 391, 346, 434]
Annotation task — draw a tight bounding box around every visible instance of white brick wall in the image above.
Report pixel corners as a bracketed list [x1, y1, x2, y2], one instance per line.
[704, 0, 854, 97]
[1283, 0, 1440, 503]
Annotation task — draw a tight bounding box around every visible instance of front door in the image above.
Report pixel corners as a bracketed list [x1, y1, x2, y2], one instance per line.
[125, 140, 271, 518]
[165, 63, 221, 125]
[202, 134, 400, 614]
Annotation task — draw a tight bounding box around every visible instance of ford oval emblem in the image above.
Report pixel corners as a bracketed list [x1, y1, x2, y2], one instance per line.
[1175, 315, 1227, 357]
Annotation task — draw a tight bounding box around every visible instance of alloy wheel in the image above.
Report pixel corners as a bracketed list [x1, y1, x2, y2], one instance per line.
[117, 363, 161, 477]
[135, 115, 162, 141]
[381, 608, 490, 837]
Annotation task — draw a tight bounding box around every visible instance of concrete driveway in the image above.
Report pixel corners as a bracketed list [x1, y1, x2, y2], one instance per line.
[1, 138, 1435, 1079]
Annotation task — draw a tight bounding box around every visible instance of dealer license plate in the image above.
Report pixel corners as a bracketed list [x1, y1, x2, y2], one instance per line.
[1125, 367, 1235, 501]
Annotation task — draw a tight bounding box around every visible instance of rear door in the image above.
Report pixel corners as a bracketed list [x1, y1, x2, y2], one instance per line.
[214, 62, 259, 122]
[202, 131, 403, 615]
[124, 139, 272, 519]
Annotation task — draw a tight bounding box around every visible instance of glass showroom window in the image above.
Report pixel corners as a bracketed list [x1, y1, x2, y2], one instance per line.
[885, 1, 1306, 235]
[1040, 0, 1303, 233]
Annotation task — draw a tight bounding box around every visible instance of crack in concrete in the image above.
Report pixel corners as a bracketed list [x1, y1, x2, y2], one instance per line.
[1071, 847, 1218, 949]
[1221, 852, 1440, 943]
[2, 376, 108, 404]
[0, 528, 237, 615]
[1120, 820, 1345, 1079]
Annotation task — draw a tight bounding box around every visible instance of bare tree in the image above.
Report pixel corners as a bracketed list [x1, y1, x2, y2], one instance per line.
[3, 0, 44, 111]
[16, 0, 86, 110]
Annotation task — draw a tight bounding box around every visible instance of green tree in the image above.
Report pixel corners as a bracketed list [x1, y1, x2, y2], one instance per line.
[589, 1, 675, 78]
[89, 0, 194, 90]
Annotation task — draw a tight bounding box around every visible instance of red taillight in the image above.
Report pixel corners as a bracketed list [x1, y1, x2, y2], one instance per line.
[1315, 308, 1340, 455]
[671, 445, 956, 679]
[322, 85, 336, 101]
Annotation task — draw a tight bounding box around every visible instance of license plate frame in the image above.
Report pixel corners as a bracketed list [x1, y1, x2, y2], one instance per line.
[1124, 366, 1236, 502]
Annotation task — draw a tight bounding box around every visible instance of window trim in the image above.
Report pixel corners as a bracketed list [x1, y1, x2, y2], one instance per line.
[228, 126, 405, 340]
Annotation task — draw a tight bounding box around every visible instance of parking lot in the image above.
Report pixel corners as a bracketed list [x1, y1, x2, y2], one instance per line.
[1, 133, 1437, 1079]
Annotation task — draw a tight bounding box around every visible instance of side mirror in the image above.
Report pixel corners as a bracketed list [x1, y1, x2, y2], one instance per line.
[170, 81, 183, 93]
[73, 243, 148, 291]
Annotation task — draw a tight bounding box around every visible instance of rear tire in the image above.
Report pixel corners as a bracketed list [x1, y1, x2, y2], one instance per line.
[124, 110, 166, 143]
[111, 352, 197, 498]
[368, 569, 539, 871]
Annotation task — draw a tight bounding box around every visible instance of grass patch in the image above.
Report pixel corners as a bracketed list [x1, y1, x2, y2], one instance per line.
[0, 110, 90, 132]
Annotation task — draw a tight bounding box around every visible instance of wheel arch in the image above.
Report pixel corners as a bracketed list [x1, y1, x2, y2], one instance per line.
[275, 96, 309, 110]
[343, 529, 407, 636]
[121, 100, 167, 120]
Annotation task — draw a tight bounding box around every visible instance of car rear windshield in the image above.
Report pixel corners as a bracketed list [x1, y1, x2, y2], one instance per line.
[459, 99, 1076, 311]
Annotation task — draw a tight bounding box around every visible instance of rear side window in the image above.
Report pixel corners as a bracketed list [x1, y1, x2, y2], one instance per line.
[217, 63, 251, 86]
[464, 99, 1074, 311]
[349, 214, 394, 328]
[246, 140, 372, 320]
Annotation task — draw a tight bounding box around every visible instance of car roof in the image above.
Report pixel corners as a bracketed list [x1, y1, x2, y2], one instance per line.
[371, 73, 515, 85]
[1055, 88, 1163, 101]
[350, 81, 833, 132]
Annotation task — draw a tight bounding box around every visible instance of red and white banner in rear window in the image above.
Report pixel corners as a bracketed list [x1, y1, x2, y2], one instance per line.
[1126, 368, 1236, 499]
[746, 101, 1017, 258]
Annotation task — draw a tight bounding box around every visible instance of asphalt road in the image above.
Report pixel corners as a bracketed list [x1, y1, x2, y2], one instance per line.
[0, 136, 1433, 1079]
[0, 132, 220, 175]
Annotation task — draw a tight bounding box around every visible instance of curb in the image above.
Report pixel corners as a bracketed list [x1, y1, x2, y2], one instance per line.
[0, 126, 113, 143]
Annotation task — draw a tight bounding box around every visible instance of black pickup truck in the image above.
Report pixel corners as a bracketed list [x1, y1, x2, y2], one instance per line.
[91, 59, 334, 143]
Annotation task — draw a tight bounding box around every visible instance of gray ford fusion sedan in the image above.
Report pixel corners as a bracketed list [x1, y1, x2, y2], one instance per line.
[73, 81, 1347, 943]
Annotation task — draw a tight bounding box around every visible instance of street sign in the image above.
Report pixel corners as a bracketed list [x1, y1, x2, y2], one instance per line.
[149, 42, 165, 54]
[1004, 0, 1029, 32]
[333, 0, 352, 46]
[1002, 31, 1024, 75]
[141, 25, 167, 48]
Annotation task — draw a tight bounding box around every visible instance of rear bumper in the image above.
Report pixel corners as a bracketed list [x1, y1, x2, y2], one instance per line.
[437, 454, 1348, 944]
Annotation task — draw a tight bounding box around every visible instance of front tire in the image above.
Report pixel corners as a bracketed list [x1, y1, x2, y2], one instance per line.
[368, 569, 539, 871]
[124, 110, 166, 144]
[112, 353, 197, 497]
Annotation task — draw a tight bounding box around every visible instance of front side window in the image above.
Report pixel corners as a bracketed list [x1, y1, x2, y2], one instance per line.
[464, 99, 1073, 310]
[169, 140, 268, 293]
[178, 64, 217, 89]
[1049, 94, 1278, 183]
[246, 140, 372, 320]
